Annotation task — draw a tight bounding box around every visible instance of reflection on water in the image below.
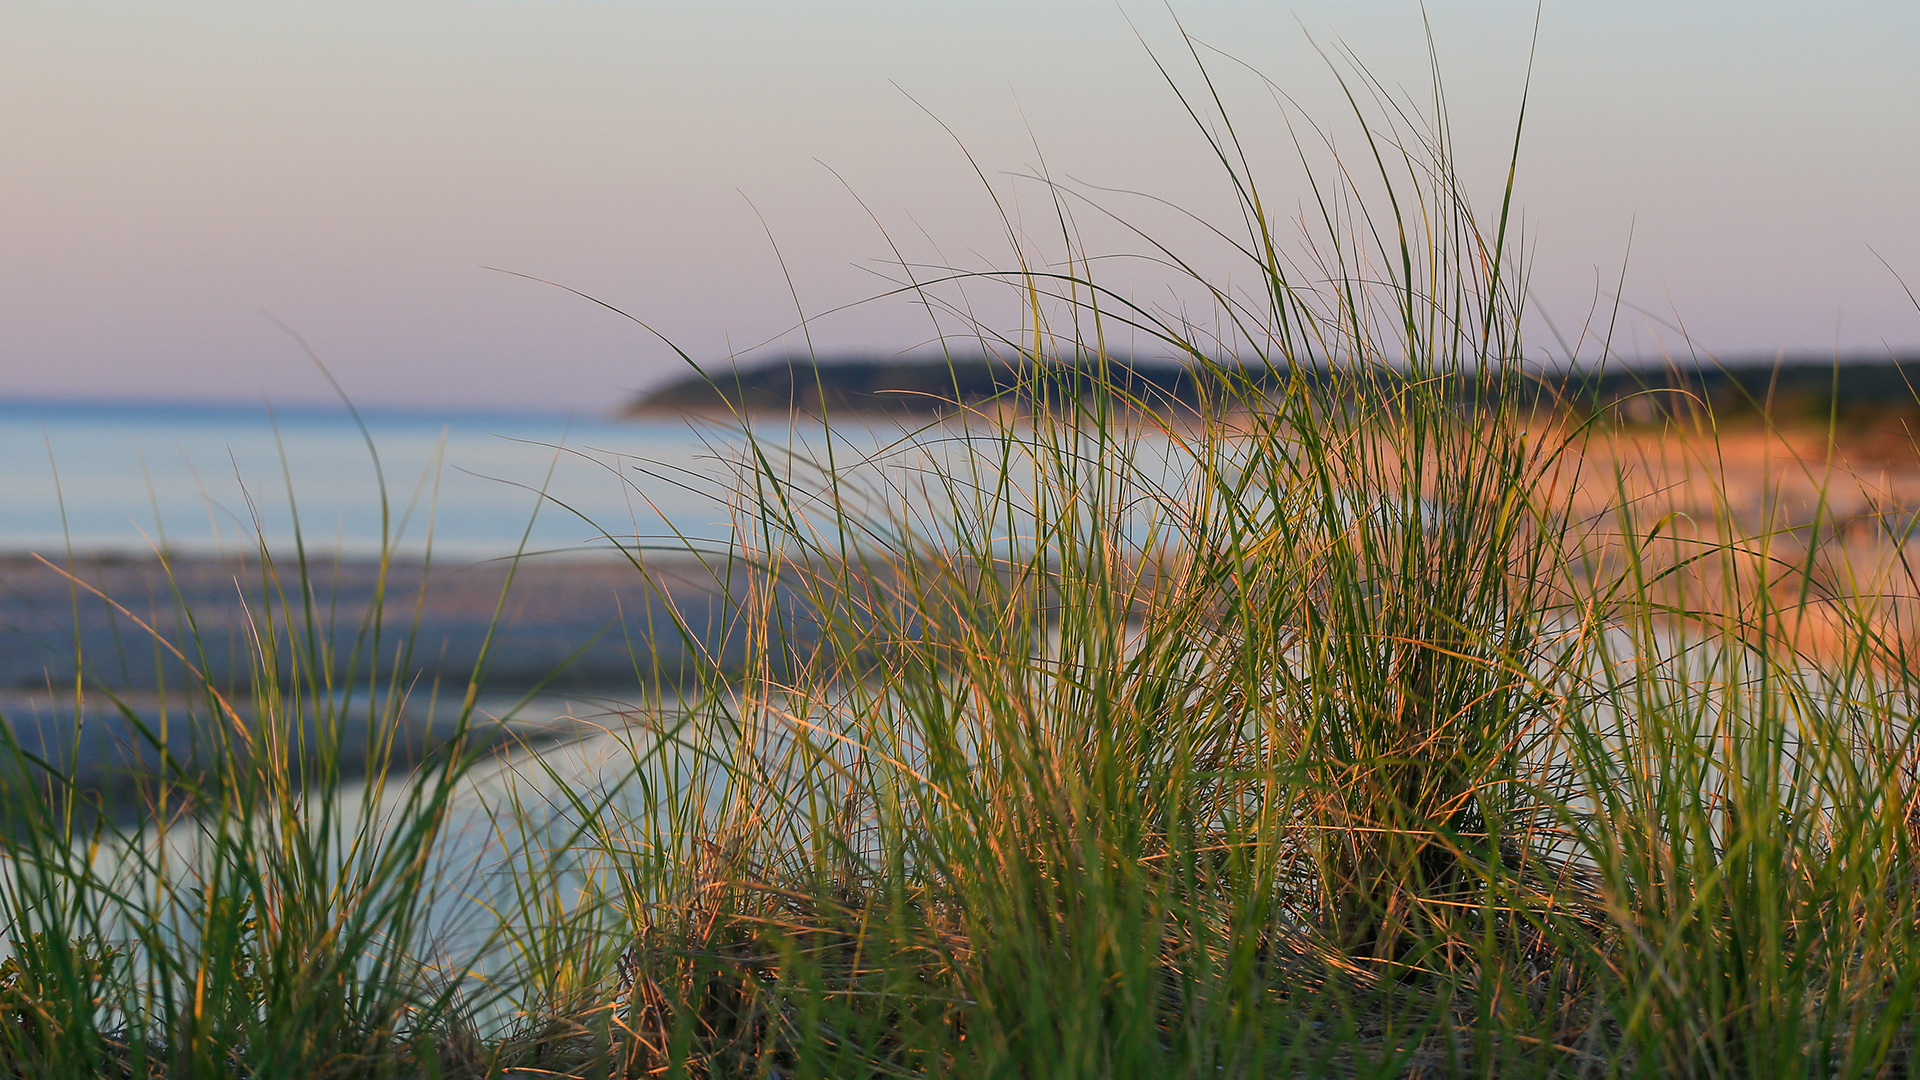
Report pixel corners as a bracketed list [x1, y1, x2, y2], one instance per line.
[0, 688, 669, 993]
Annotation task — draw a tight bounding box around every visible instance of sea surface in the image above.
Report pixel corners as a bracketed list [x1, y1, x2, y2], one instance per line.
[1, 398, 1200, 563]
[0, 398, 920, 560]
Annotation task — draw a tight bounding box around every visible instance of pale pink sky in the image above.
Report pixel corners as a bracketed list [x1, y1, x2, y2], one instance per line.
[3, 2, 1917, 411]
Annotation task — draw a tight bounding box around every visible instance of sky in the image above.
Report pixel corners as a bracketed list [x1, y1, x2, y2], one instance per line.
[2, 2, 1917, 413]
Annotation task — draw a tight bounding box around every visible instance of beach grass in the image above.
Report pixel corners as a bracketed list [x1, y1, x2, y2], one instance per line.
[7, 27, 1920, 1079]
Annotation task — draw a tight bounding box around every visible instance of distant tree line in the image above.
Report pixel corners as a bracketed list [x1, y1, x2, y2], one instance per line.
[627, 357, 1253, 416]
[626, 354, 1920, 427]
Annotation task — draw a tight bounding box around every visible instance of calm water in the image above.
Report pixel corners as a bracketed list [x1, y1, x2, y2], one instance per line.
[0, 399, 939, 560]
[1, 399, 1199, 563]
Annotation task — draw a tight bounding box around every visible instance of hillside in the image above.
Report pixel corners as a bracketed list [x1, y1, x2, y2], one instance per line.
[627, 354, 1920, 425]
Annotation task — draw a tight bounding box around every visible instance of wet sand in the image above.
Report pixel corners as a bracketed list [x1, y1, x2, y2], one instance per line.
[0, 689, 606, 794]
[0, 552, 745, 801]
[0, 552, 759, 694]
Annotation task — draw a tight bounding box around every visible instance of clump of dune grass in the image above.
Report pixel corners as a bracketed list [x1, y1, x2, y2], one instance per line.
[9, 21, 1920, 1080]
[0, 417, 525, 1076]
[502, 30, 1920, 1078]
